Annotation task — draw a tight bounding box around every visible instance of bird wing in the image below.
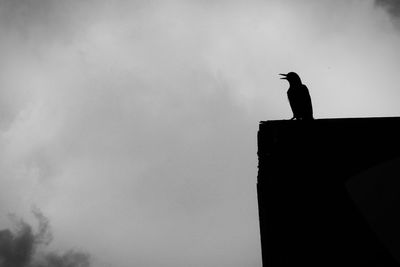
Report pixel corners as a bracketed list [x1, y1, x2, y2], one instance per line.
[299, 85, 313, 118]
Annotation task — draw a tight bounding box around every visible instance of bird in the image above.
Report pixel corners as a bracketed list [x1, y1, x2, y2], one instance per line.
[279, 72, 314, 120]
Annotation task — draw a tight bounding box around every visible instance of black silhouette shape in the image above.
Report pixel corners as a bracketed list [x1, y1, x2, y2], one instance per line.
[280, 72, 314, 120]
[257, 118, 400, 266]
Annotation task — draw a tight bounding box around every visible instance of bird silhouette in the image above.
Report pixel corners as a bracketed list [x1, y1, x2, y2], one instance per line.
[280, 72, 314, 120]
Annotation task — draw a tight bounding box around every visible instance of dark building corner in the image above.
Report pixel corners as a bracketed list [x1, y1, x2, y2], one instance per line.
[257, 117, 400, 266]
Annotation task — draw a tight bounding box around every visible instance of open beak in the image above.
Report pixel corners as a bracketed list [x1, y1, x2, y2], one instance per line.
[279, 73, 287, 80]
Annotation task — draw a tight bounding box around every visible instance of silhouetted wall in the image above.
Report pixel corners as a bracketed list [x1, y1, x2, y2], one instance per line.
[257, 118, 400, 266]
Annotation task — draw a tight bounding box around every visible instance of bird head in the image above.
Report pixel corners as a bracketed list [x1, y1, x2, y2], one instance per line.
[279, 72, 302, 86]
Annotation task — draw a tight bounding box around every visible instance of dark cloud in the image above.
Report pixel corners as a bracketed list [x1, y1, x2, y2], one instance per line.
[0, 208, 90, 267]
[375, 0, 400, 18]
[0, 223, 34, 267]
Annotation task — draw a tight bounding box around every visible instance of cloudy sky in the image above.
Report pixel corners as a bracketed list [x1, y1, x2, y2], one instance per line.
[1, 0, 400, 266]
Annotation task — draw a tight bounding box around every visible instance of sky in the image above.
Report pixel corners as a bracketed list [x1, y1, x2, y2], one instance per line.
[0, 0, 400, 266]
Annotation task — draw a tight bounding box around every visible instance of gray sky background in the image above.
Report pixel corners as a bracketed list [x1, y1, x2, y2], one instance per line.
[0, 0, 400, 266]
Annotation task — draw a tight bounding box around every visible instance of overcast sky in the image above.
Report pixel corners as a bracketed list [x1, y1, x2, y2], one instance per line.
[1, 0, 400, 266]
